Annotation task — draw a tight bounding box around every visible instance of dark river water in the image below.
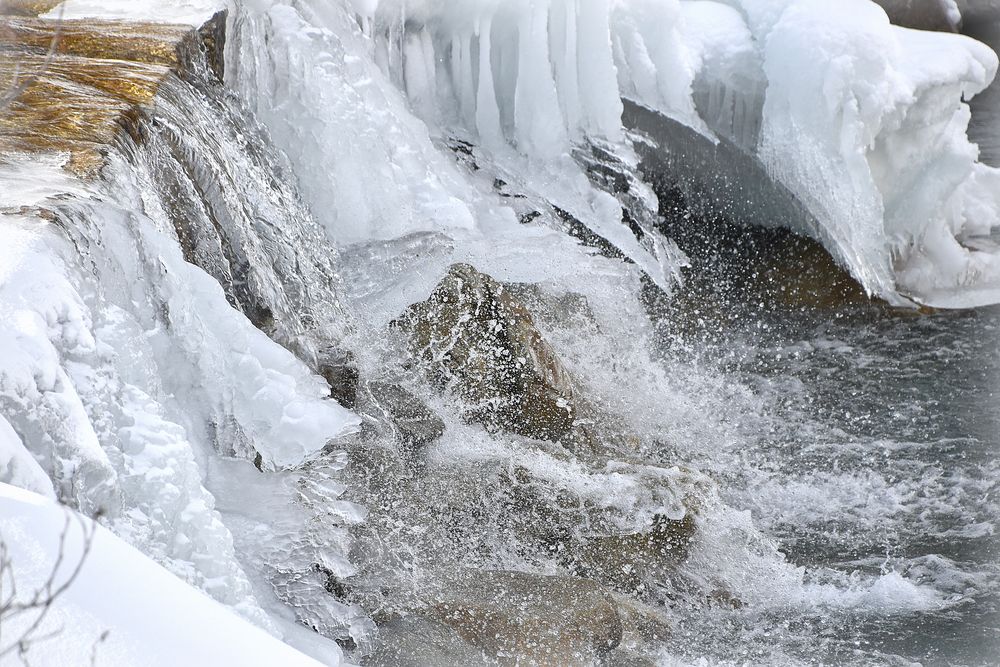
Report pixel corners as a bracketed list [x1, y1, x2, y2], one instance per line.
[668, 298, 1000, 665]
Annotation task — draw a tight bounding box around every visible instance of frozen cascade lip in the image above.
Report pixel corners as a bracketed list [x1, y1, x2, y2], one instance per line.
[42, 0, 225, 27]
[343, 0, 1000, 309]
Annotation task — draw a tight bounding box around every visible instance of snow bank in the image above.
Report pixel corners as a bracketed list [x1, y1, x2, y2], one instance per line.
[0, 484, 328, 667]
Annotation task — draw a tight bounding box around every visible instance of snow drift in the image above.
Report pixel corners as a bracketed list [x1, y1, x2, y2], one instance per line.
[0, 484, 327, 667]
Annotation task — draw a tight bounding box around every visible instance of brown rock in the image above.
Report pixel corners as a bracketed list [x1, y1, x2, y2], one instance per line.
[394, 263, 580, 443]
[571, 513, 697, 593]
[0, 14, 223, 176]
[427, 570, 624, 666]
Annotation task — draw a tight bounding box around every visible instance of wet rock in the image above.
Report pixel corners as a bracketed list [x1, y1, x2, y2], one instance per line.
[195, 10, 226, 82]
[365, 616, 492, 667]
[959, 0, 1000, 24]
[0, 14, 216, 176]
[394, 263, 580, 444]
[873, 0, 960, 31]
[503, 283, 598, 332]
[1, 1, 71, 17]
[358, 381, 445, 450]
[497, 462, 702, 594]
[570, 513, 697, 593]
[427, 570, 624, 666]
[318, 347, 360, 409]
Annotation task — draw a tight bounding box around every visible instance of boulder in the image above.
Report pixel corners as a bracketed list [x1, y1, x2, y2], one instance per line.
[394, 264, 580, 443]
[570, 513, 697, 593]
[318, 346, 360, 409]
[426, 570, 624, 666]
[357, 381, 445, 450]
[364, 616, 492, 667]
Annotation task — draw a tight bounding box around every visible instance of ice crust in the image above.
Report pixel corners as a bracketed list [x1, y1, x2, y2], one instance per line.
[0, 114, 359, 654]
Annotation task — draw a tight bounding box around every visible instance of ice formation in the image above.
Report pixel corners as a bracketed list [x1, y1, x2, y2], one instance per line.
[1, 1, 361, 654]
[314, 0, 1000, 307]
[753, 0, 1000, 306]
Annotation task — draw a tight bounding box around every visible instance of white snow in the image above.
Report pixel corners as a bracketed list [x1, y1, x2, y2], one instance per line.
[0, 145, 360, 641]
[42, 0, 224, 26]
[0, 484, 329, 667]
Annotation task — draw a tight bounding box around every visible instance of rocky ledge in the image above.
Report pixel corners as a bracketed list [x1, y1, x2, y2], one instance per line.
[0, 1, 222, 176]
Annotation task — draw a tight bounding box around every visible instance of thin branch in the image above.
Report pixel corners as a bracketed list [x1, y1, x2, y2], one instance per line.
[0, 507, 100, 661]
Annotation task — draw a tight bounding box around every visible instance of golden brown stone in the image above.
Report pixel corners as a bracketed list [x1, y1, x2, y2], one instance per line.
[0, 18, 190, 66]
[0, 15, 200, 176]
[0, 0, 62, 17]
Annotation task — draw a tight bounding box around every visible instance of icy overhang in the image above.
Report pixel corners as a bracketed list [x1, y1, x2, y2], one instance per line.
[42, 0, 225, 28]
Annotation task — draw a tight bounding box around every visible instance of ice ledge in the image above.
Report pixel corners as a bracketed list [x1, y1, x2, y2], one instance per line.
[42, 0, 224, 27]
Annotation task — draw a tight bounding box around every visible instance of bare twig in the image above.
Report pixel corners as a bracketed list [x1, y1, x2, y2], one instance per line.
[0, 507, 100, 662]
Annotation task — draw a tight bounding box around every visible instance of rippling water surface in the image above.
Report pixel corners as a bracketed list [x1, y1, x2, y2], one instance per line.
[673, 302, 1000, 665]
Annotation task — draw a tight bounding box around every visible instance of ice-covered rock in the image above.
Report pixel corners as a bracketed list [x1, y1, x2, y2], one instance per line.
[755, 0, 1000, 306]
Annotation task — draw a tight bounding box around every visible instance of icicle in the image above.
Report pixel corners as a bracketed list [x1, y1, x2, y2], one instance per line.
[514, 0, 568, 156]
[550, 0, 581, 139]
[577, 0, 623, 140]
[403, 27, 437, 122]
[475, 14, 503, 146]
[451, 32, 477, 131]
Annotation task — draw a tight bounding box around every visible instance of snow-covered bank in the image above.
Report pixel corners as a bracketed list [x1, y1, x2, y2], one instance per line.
[0, 484, 328, 666]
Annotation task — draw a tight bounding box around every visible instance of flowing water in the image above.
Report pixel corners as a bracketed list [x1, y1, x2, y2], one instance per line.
[657, 296, 1000, 665]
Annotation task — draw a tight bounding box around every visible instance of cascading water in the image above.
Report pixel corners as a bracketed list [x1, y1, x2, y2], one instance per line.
[2, 0, 999, 665]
